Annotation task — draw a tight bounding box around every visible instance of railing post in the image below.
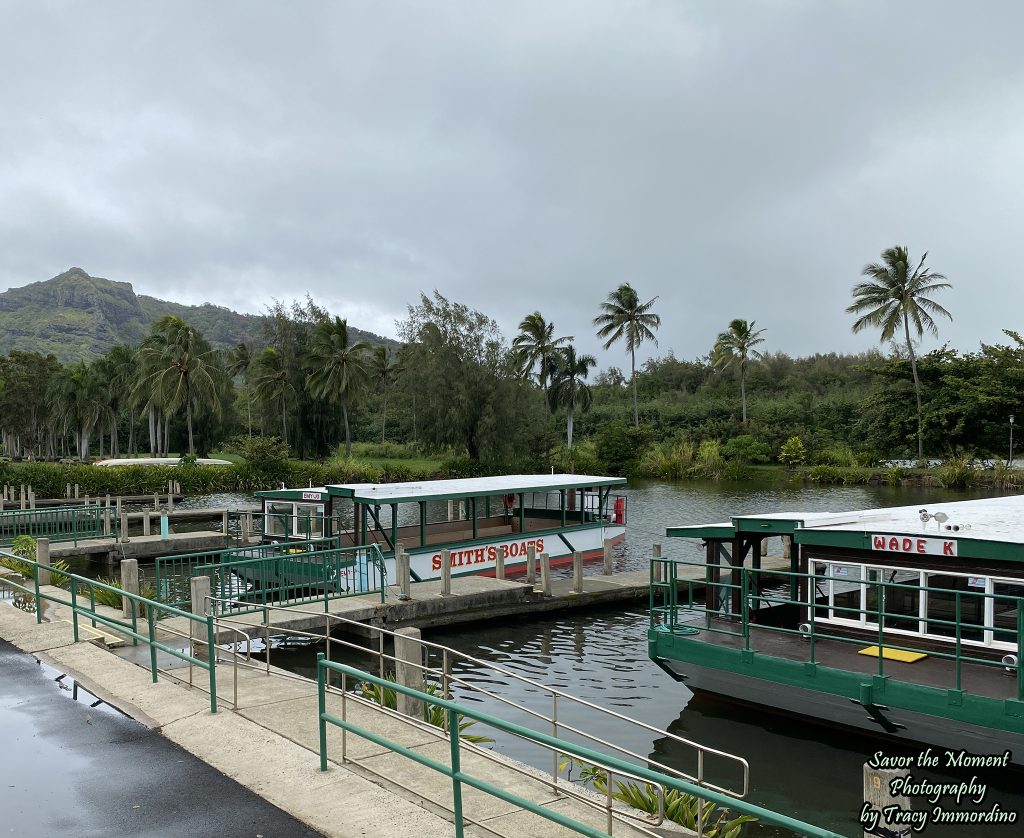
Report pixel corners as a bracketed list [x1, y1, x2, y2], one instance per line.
[540, 552, 552, 595]
[102, 506, 111, 536]
[222, 508, 229, 538]
[495, 545, 506, 580]
[119, 511, 129, 543]
[36, 537, 51, 587]
[394, 627, 424, 719]
[526, 543, 536, 585]
[143, 511, 151, 537]
[602, 538, 613, 575]
[572, 551, 583, 594]
[397, 545, 411, 600]
[440, 548, 451, 596]
[448, 707, 465, 838]
[317, 653, 328, 771]
[120, 559, 140, 618]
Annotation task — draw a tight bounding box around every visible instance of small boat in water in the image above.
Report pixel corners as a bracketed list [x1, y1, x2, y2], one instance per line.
[255, 474, 628, 582]
[651, 495, 1024, 765]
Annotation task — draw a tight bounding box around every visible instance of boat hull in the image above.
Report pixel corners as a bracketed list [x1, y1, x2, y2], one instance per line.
[658, 658, 1024, 767]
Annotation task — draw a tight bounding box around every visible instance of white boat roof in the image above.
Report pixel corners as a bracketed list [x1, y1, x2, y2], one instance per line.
[732, 495, 1024, 542]
[94, 457, 232, 467]
[325, 474, 626, 503]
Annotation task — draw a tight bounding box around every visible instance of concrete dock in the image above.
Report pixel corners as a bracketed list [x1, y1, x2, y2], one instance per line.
[49, 531, 255, 560]
[0, 580, 691, 838]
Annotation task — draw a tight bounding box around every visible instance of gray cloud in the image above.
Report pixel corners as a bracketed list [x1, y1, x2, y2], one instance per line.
[2, 1, 1021, 363]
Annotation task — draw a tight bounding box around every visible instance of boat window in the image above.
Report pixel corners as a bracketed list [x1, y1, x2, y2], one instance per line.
[993, 581, 1023, 649]
[295, 504, 323, 539]
[266, 502, 292, 536]
[829, 564, 863, 624]
[881, 569, 923, 634]
[926, 574, 985, 642]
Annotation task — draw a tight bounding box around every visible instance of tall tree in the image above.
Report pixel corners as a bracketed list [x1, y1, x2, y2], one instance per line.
[370, 345, 400, 443]
[253, 347, 294, 447]
[712, 318, 767, 425]
[549, 345, 596, 470]
[137, 316, 221, 456]
[512, 311, 572, 403]
[306, 317, 370, 458]
[847, 246, 952, 460]
[593, 283, 660, 427]
[229, 342, 255, 437]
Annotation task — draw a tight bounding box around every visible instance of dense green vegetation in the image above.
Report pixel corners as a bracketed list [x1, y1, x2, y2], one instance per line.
[1, 248, 1021, 491]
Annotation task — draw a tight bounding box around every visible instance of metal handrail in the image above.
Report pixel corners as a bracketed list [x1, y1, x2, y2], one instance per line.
[208, 595, 750, 800]
[318, 657, 843, 838]
[650, 558, 1024, 701]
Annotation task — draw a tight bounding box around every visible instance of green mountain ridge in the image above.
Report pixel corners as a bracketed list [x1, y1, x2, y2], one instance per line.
[0, 268, 392, 361]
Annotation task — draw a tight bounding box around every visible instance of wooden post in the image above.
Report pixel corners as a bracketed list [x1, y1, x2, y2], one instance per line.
[167, 491, 174, 512]
[19, 484, 25, 510]
[106, 494, 112, 514]
[74, 483, 80, 499]
[394, 627, 424, 719]
[103, 507, 112, 536]
[28, 488, 35, 510]
[862, 763, 911, 838]
[572, 550, 583, 594]
[602, 538, 613, 575]
[120, 559, 139, 618]
[783, 535, 792, 559]
[190, 575, 211, 661]
[526, 543, 536, 585]
[66, 483, 72, 499]
[119, 512, 129, 543]
[142, 511, 151, 536]
[440, 548, 451, 595]
[222, 508, 229, 535]
[652, 543, 663, 583]
[36, 538, 51, 587]
[540, 552, 552, 595]
[153, 493, 159, 511]
[761, 538, 769, 557]
[495, 545, 506, 580]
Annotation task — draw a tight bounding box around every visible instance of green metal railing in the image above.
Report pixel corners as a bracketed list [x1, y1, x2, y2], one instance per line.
[155, 536, 346, 608]
[0, 504, 114, 546]
[315, 656, 842, 838]
[197, 541, 387, 616]
[0, 551, 218, 712]
[650, 559, 1024, 701]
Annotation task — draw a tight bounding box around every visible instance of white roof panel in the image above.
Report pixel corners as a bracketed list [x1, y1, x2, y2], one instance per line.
[325, 474, 626, 503]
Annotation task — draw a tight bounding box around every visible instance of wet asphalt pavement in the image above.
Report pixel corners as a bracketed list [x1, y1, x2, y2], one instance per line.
[0, 638, 323, 838]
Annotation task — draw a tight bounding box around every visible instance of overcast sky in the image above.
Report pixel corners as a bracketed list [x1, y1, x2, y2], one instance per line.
[2, 1, 1022, 367]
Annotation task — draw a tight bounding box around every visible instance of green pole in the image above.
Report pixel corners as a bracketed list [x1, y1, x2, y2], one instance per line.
[518, 493, 524, 534]
[560, 490, 566, 527]
[471, 497, 477, 540]
[71, 583, 79, 642]
[317, 653, 328, 771]
[390, 504, 398, 555]
[207, 614, 218, 714]
[147, 608, 158, 683]
[448, 707, 465, 838]
[419, 501, 426, 548]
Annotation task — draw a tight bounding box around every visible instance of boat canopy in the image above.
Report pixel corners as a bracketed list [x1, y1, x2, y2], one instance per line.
[258, 474, 626, 505]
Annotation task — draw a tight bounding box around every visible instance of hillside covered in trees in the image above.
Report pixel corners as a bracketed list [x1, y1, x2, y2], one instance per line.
[0, 268, 388, 362]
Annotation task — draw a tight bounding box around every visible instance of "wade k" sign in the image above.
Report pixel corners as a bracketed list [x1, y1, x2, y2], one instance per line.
[871, 534, 957, 557]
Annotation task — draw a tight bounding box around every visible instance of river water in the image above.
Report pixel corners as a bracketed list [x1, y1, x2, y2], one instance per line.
[67, 480, 1024, 835]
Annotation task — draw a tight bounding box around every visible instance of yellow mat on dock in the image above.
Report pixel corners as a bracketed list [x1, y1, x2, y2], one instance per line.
[857, 645, 928, 663]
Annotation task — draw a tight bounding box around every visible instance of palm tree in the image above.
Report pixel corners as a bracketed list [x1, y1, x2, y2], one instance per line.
[306, 317, 370, 458]
[102, 345, 136, 457]
[847, 246, 952, 460]
[593, 283, 660, 427]
[370, 345, 400, 443]
[228, 343, 255, 437]
[512, 312, 572, 403]
[712, 319, 766, 425]
[549, 345, 596, 471]
[253, 348, 294, 447]
[137, 316, 220, 456]
[47, 362, 104, 461]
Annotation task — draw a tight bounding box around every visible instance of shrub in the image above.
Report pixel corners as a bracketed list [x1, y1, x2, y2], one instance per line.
[938, 455, 978, 489]
[594, 421, 653, 475]
[637, 440, 695, 480]
[721, 434, 772, 465]
[778, 436, 807, 467]
[0, 535, 70, 586]
[694, 439, 724, 480]
[813, 444, 858, 468]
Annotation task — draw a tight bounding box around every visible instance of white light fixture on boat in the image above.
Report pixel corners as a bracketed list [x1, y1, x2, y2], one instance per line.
[1003, 654, 1018, 674]
[918, 509, 948, 530]
[798, 622, 812, 640]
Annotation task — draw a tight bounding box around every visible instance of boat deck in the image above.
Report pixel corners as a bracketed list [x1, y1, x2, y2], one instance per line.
[674, 615, 1019, 701]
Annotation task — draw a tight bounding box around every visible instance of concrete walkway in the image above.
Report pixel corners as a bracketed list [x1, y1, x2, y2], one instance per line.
[0, 593, 684, 838]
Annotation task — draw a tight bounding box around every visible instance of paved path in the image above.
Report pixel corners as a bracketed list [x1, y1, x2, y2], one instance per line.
[0, 637, 322, 838]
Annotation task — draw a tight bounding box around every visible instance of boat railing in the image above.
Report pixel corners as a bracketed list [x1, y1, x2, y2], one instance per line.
[650, 558, 1024, 702]
[207, 596, 751, 803]
[523, 491, 627, 526]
